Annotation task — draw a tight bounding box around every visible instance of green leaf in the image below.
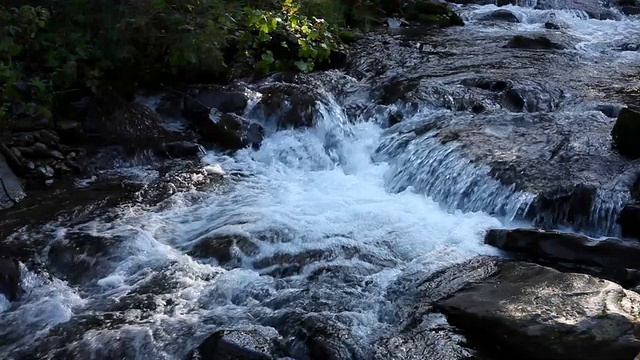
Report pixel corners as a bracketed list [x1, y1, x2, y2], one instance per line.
[294, 60, 309, 72]
[261, 51, 274, 64]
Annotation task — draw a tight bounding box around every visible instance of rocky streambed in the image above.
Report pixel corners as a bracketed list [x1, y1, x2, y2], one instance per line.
[2, 1, 640, 359]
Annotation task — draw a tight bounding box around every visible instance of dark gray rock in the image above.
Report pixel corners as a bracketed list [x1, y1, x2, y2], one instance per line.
[187, 329, 283, 360]
[505, 35, 565, 50]
[250, 82, 319, 129]
[195, 112, 264, 150]
[380, 111, 630, 232]
[612, 107, 640, 159]
[618, 204, 640, 241]
[183, 87, 248, 120]
[620, 43, 640, 51]
[596, 103, 623, 118]
[437, 261, 640, 360]
[485, 228, 640, 286]
[544, 20, 568, 30]
[189, 234, 260, 265]
[0, 258, 21, 301]
[620, 6, 640, 15]
[157, 141, 202, 159]
[534, 0, 615, 19]
[479, 9, 520, 23]
[0, 152, 25, 210]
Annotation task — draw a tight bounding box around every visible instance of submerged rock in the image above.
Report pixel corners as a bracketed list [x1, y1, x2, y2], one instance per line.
[505, 35, 565, 50]
[250, 82, 320, 129]
[612, 107, 640, 159]
[437, 261, 640, 360]
[485, 228, 640, 286]
[187, 329, 284, 360]
[0, 258, 21, 302]
[189, 234, 260, 265]
[156, 141, 202, 159]
[479, 9, 520, 23]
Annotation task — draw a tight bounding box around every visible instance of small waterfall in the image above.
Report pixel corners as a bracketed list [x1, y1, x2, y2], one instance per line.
[375, 129, 535, 220]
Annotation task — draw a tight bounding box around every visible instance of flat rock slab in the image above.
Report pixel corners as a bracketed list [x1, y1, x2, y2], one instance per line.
[0, 153, 24, 210]
[485, 228, 640, 286]
[437, 262, 640, 360]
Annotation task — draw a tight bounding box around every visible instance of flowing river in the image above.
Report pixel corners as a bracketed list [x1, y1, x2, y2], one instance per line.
[1, 2, 640, 359]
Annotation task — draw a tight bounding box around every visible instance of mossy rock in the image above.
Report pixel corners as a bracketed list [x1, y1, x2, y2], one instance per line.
[612, 107, 640, 159]
[404, 1, 464, 27]
[338, 30, 361, 44]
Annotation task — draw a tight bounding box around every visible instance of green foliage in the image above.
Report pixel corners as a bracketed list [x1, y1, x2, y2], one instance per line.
[0, 0, 349, 126]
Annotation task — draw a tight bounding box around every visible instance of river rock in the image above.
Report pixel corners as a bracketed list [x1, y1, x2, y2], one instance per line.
[437, 261, 640, 360]
[505, 35, 565, 50]
[187, 329, 283, 360]
[380, 110, 630, 232]
[0, 258, 21, 302]
[612, 107, 640, 159]
[479, 9, 520, 23]
[85, 98, 172, 146]
[47, 232, 121, 285]
[195, 112, 264, 150]
[183, 87, 248, 120]
[485, 228, 640, 286]
[544, 20, 568, 30]
[403, 1, 464, 27]
[621, 6, 640, 15]
[250, 82, 319, 129]
[534, 0, 615, 19]
[156, 141, 202, 159]
[189, 234, 260, 265]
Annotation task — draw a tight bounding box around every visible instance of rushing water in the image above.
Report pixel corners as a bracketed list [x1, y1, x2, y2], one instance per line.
[1, 3, 640, 360]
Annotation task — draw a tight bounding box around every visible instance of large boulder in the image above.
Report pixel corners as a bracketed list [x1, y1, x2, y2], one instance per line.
[85, 98, 173, 146]
[249, 83, 319, 129]
[0, 258, 21, 302]
[376, 111, 632, 233]
[485, 228, 640, 286]
[612, 107, 640, 159]
[437, 261, 640, 360]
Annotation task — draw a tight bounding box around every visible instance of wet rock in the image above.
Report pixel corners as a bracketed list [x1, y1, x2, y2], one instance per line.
[55, 120, 83, 141]
[155, 92, 183, 118]
[0, 258, 21, 301]
[85, 98, 172, 146]
[502, 81, 567, 112]
[505, 35, 565, 50]
[35, 165, 55, 179]
[189, 234, 260, 265]
[534, 0, 614, 19]
[156, 141, 202, 159]
[621, 6, 640, 15]
[612, 107, 640, 159]
[36, 130, 60, 148]
[380, 79, 420, 105]
[187, 329, 283, 360]
[273, 312, 368, 360]
[437, 261, 640, 360]
[544, 20, 568, 30]
[195, 112, 264, 150]
[485, 228, 640, 286]
[11, 133, 35, 147]
[0, 144, 25, 181]
[479, 9, 520, 23]
[596, 103, 623, 118]
[0, 153, 25, 210]
[250, 82, 319, 129]
[618, 204, 640, 241]
[620, 43, 640, 51]
[47, 232, 121, 284]
[385, 111, 625, 232]
[461, 77, 512, 92]
[183, 87, 248, 120]
[403, 1, 465, 27]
